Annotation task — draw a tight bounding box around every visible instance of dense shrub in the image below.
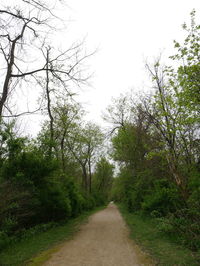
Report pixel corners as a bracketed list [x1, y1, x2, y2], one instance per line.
[61, 175, 85, 217]
[141, 187, 181, 215]
[0, 132, 107, 251]
[0, 117, 110, 253]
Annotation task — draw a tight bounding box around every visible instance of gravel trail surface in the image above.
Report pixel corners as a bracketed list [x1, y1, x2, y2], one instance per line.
[44, 203, 154, 266]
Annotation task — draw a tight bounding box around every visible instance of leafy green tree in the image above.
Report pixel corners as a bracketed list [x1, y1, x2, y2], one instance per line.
[92, 157, 114, 204]
[171, 10, 200, 105]
[52, 101, 84, 170]
[66, 122, 104, 193]
[108, 12, 200, 250]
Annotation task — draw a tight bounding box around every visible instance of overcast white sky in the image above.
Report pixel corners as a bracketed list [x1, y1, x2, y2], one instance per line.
[60, 0, 200, 126]
[2, 0, 200, 135]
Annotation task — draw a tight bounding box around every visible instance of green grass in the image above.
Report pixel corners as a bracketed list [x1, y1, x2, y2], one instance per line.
[0, 206, 105, 266]
[118, 204, 199, 266]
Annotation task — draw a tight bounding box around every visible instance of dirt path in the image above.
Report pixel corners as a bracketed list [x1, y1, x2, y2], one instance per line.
[44, 203, 154, 266]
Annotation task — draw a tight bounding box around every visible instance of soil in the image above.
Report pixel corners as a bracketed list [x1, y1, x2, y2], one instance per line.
[43, 203, 155, 266]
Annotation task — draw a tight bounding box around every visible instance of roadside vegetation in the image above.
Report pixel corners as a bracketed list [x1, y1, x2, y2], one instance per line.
[119, 204, 199, 265]
[0, 206, 105, 266]
[109, 11, 200, 264]
[0, 1, 113, 264]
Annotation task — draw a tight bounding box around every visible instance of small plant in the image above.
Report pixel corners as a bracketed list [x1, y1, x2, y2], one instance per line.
[156, 217, 174, 234]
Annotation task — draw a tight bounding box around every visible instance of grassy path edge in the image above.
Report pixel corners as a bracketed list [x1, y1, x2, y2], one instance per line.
[0, 206, 106, 266]
[29, 205, 106, 266]
[118, 204, 199, 266]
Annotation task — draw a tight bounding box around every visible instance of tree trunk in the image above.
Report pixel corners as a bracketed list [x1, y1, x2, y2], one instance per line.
[60, 128, 67, 171]
[45, 48, 54, 157]
[167, 156, 189, 201]
[82, 165, 88, 193]
[88, 158, 92, 194]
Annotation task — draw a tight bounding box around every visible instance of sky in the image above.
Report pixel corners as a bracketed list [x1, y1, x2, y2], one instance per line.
[59, 0, 200, 126]
[1, 0, 200, 135]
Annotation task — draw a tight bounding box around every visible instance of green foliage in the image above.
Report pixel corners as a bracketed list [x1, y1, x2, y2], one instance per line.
[0, 147, 71, 231]
[37, 181, 72, 222]
[82, 194, 96, 210]
[141, 179, 182, 215]
[112, 124, 150, 169]
[119, 204, 199, 265]
[0, 118, 107, 251]
[0, 207, 105, 266]
[61, 175, 85, 217]
[171, 10, 200, 105]
[155, 207, 200, 251]
[92, 157, 114, 203]
[109, 11, 200, 253]
[111, 168, 134, 205]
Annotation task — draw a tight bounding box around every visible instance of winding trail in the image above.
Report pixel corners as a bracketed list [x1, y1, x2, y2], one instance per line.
[44, 203, 154, 266]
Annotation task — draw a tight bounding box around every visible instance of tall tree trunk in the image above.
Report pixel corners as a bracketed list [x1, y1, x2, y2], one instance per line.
[167, 155, 189, 201]
[88, 158, 92, 194]
[46, 48, 54, 157]
[0, 24, 26, 117]
[60, 128, 67, 171]
[0, 41, 16, 117]
[82, 165, 88, 193]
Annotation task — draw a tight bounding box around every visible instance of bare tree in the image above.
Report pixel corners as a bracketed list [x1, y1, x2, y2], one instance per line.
[0, 0, 92, 119]
[103, 94, 132, 135]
